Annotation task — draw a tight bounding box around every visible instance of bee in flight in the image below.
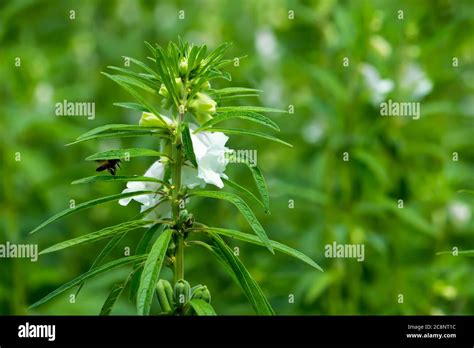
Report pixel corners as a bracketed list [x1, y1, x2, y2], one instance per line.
[95, 159, 121, 176]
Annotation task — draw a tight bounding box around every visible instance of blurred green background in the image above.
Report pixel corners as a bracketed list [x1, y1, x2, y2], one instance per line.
[1, 0, 473, 315]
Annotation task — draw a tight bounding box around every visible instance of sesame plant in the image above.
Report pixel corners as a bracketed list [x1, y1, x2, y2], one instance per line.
[29, 39, 322, 315]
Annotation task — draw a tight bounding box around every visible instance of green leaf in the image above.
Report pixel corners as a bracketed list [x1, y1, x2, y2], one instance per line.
[245, 165, 270, 214]
[214, 94, 260, 100]
[203, 227, 323, 271]
[30, 190, 155, 234]
[67, 130, 165, 146]
[100, 270, 136, 316]
[122, 56, 160, 78]
[39, 220, 155, 255]
[436, 250, 474, 256]
[75, 232, 126, 298]
[188, 299, 217, 316]
[217, 106, 288, 114]
[192, 191, 273, 253]
[113, 102, 150, 112]
[86, 148, 169, 161]
[103, 73, 156, 94]
[181, 124, 198, 167]
[203, 234, 274, 315]
[129, 223, 162, 301]
[222, 178, 265, 210]
[137, 229, 173, 315]
[205, 128, 293, 147]
[209, 87, 262, 96]
[106, 67, 160, 91]
[201, 42, 232, 68]
[153, 46, 179, 106]
[102, 72, 170, 129]
[29, 255, 146, 309]
[76, 124, 164, 141]
[194, 111, 279, 132]
[72, 175, 167, 186]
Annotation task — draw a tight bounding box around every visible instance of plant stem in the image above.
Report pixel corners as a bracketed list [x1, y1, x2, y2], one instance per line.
[172, 116, 184, 283]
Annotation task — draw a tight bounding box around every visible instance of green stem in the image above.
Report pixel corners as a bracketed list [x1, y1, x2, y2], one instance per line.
[172, 116, 184, 283]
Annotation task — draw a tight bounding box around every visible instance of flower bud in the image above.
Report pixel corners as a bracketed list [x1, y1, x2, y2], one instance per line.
[201, 81, 211, 90]
[188, 92, 216, 123]
[174, 279, 191, 308]
[191, 285, 211, 303]
[139, 112, 167, 128]
[159, 84, 168, 98]
[179, 57, 188, 75]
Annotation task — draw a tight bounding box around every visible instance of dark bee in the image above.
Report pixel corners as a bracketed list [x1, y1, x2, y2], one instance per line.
[95, 159, 121, 176]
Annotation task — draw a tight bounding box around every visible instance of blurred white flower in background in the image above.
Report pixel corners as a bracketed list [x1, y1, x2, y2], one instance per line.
[255, 28, 279, 62]
[399, 63, 433, 100]
[302, 118, 325, 144]
[360, 63, 394, 105]
[360, 62, 433, 105]
[34, 82, 54, 106]
[448, 201, 471, 227]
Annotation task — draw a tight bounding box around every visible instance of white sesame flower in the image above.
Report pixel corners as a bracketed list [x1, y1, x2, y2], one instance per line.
[118, 160, 165, 213]
[448, 201, 471, 226]
[119, 114, 232, 213]
[399, 63, 433, 100]
[360, 63, 394, 105]
[189, 124, 232, 189]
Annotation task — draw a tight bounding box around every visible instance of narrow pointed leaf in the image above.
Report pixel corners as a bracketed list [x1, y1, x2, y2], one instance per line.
[67, 130, 165, 146]
[437, 250, 474, 256]
[205, 128, 292, 147]
[194, 111, 279, 132]
[39, 220, 155, 255]
[113, 102, 150, 112]
[203, 227, 323, 271]
[102, 72, 169, 129]
[181, 124, 198, 167]
[76, 124, 165, 141]
[123, 56, 160, 77]
[217, 106, 288, 114]
[189, 299, 217, 316]
[86, 148, 169, 161]
[137, 229, 173, 315]
[72, 175, 167, 186]
[192, 191, 273, 253]
[100, 270, 136, 316]
[75, 232, 126, 298]
[30, 190, 155, 234]
[29, 255, 146, 309]
[208, 87, 262, 96]
[129, 223, 162, 301]
[245, 165, 270, 214]
[222, 178, 265, 210]
[203, 234, 274, 315]
[103, 73, 156, 94]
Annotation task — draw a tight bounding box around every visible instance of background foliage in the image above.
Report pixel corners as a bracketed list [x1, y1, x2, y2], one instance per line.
[0, 0, 473, 315]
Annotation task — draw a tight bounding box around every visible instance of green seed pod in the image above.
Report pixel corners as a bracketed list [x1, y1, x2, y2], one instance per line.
[156, 279, 174, 313]
[174, 279, 191, 308]
[191, 285, 211, 303]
